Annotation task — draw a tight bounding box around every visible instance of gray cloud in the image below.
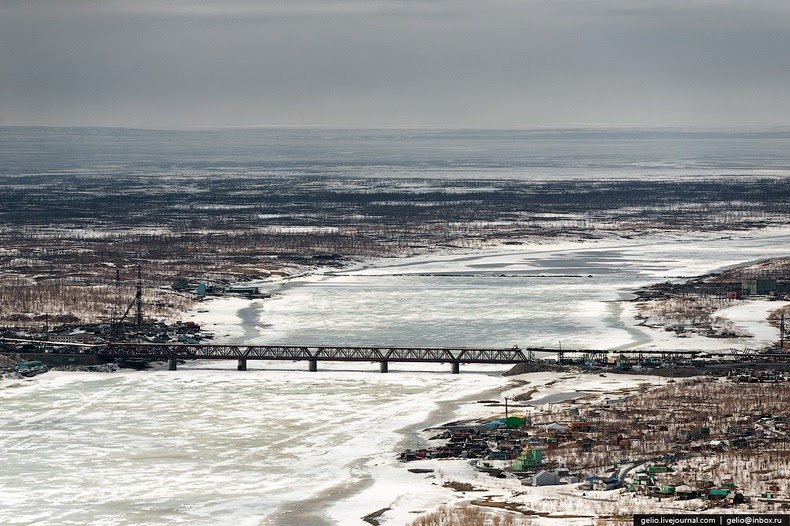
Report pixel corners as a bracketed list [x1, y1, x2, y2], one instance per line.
[1, 0, 789, 128]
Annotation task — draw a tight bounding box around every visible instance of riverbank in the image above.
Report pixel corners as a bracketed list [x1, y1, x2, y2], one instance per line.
[342, 371, 660, 525]
[619, 299, 788, 353]
[362, 369, 789, 525]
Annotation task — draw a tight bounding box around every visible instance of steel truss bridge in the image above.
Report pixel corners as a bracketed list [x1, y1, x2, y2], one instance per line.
[102, 343, 543, 373]
[3, 338, 787, 373]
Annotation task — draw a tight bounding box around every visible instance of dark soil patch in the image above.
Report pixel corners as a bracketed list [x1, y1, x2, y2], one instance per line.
[443, 481, 485, 492]
[362, 507, 390, 526]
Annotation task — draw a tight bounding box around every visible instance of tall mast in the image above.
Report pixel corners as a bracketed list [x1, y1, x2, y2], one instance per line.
[135, 265, 143, 329]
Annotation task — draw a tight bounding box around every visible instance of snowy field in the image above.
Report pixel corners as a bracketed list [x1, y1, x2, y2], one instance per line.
[2, 229, 788, 525]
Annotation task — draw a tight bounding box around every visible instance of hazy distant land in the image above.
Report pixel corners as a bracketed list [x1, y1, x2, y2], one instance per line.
[1, 128, 789, 326]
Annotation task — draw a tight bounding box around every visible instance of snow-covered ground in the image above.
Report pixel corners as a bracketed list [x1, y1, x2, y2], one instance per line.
[713, 300, 787, 346]
[185, 297, 249, 341]
[620, 299, 787, 352]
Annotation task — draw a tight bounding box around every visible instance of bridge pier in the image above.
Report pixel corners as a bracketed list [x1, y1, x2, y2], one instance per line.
[309, 359, 318, 372]
[168, 358, 177, 371]
[238, 358, 247, 371]
[451, 362, 460, 374]
[380, 360, 388, 373]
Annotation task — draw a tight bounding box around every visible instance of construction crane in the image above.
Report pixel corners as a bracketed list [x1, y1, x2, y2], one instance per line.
[111, 265, 143, 340]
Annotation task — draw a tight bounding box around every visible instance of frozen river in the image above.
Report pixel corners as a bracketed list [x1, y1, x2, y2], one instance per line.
[2, 229, 789, 526]
[0, 363, 507, 526]
[222, 229, 790, 352]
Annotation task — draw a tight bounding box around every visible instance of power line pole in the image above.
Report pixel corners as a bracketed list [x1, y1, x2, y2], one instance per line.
[113, 268, 120, 333]
[135, 265, 143, 330]
[558, 340, 563, 364]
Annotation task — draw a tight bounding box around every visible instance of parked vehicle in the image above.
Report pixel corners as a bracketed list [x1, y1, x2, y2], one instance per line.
[15, 360, 48, 377]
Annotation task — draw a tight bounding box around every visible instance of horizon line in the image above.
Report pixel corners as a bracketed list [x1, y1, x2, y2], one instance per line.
[3, 123, 790, 134]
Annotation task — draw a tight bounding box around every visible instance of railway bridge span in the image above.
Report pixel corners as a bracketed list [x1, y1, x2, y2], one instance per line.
[6, 338, 771, 374]
[101, 343, 541, 373]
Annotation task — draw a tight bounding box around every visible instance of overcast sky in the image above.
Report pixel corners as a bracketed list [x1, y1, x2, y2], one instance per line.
[1, 0, 789, 129]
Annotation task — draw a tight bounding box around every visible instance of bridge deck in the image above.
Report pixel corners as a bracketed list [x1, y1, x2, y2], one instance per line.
[103, 343, 539, 364]
[5, 339, 784, 374]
